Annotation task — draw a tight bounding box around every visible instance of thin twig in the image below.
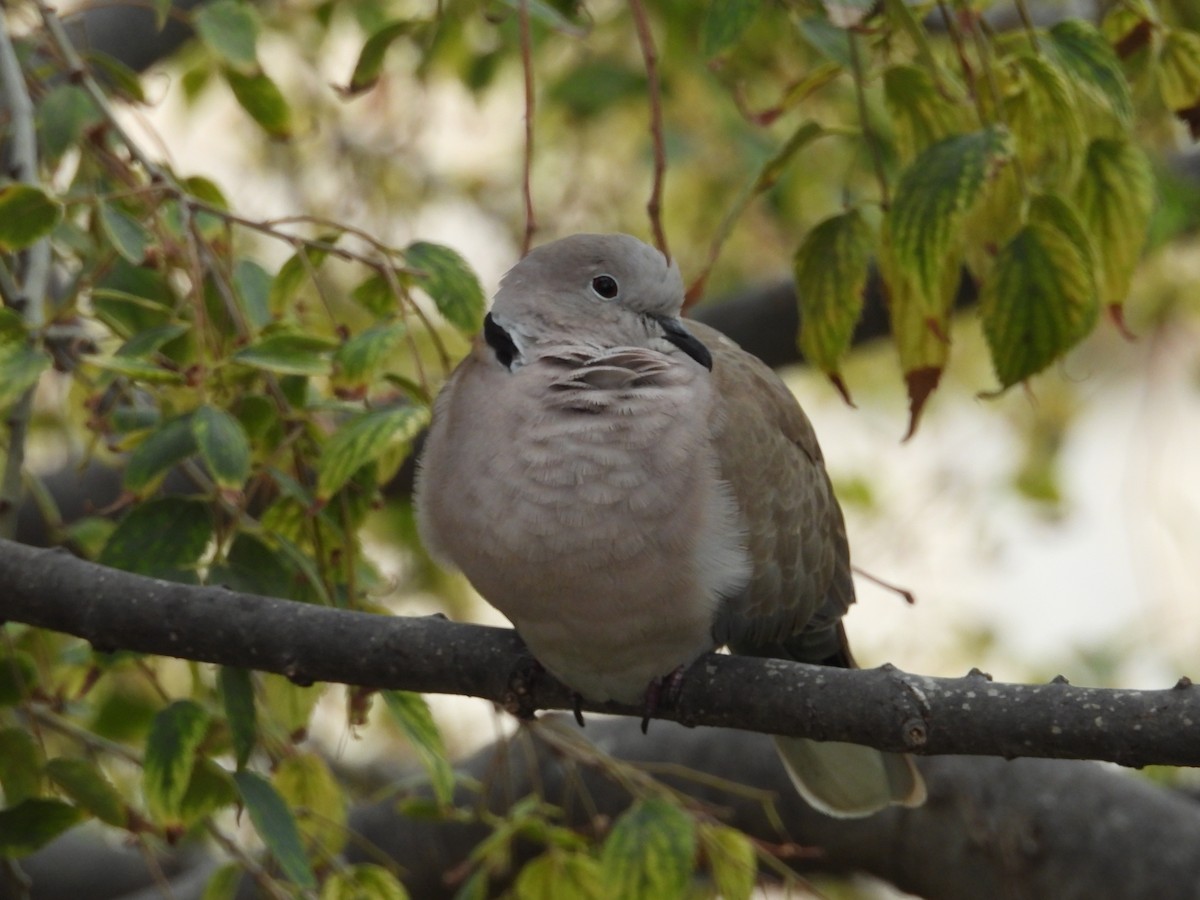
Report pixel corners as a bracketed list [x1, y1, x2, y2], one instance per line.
[629, 0, 670, 261]
[518, 0, 537, 255]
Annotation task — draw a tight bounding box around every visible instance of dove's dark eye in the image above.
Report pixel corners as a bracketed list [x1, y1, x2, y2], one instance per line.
[591, 274, 619, 300]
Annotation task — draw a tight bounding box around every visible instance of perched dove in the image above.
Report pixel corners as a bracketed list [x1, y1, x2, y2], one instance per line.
[415, 233, 925, 817]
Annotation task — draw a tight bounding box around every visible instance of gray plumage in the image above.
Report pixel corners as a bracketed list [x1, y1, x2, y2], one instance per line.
[415, 233, 925, 816]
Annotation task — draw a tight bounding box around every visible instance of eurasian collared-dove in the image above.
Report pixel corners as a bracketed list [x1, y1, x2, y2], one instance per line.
[415, 233, 925, 817]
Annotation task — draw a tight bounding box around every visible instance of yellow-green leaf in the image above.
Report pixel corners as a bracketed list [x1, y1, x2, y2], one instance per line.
[0, 651, 38, 706]
[45, 758, 127, 827]
[0, 799, 83, 856]
[321, 864, 409, 900]
[1045, 20, 1133, 129]
[0, 184, 62, 252]
[880, 220, 960, 438]
[382, 691, 455, 806]
[1072, 138, 1154, 310]
[99, 202, 150, 264]
[344, 20, 418, 96]
[515, 850, 603, 900]
[883, 64, 967, 162]
[224, 67, 292, 138]
[262, 673, 321, 737]
[317, 405, 429, 500]
[601, 798, 696, 900]
[887, 126, 1012, 316]
[794, 208, 874, 378]
[405, 242, 485, 335]
[699, 824, 756, 900]
[980, 194, 1098, 388]
[142, 699, 211, 824]
[333, 323, 407, 390]
[0, 727, 43, 805]
[192, 405, 252, 490]
[201, 862, 243, 900]
[701, 0, 759, 58]
[178, 757, 237, 827]
[233, 331, 337, 375]
[219, 666, 257, 770]
[273, 752, 347, 856]
[1158, 29, 1200, 112]
[0, 323, 50, 410]
[1002, 52, 1085, 184]
[195, 0, 260, 72]
[233, 771, 316, 889]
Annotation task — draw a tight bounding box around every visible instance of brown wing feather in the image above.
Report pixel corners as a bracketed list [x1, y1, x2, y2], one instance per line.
[687, 320, 855, 661]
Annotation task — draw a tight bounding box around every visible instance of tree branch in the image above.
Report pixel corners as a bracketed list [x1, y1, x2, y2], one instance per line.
[2, 538, 1197, 768]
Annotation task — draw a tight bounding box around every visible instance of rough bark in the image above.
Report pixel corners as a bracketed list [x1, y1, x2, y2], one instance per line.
[2, 538, 1197, 768]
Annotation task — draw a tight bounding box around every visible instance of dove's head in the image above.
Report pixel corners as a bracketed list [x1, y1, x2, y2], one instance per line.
[487, 233, 711, 370]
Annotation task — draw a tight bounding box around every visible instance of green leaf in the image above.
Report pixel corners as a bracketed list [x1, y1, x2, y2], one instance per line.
[201, 862, 244, 900]
[0, 184, 62, 252]
[879, 219, 961, 438]
[1159, 29, 1200, 112]
[0, 323, 50, 410]
[219, 666, 257, 770]
[0, 651, 38, 706]
[701, 0, 759, 57]
[143, 699, 211, 823]
[980, 194, 1099, 388]
[795, 16, 852, 67]
[345, 20, 417, 96]
[405, 242, 485, 335]
[350, 272, 399, 317]
[233, 259, 273, 331]
[273, 752, 347, 856]
[794, 208, 874, 376]
[99, 497, 214, 582]
[382, 691, 455, 806]
[37, 85, 102, 163]
[601, 798, 696, 900]
[89, 355, 186, 384]
[233, 771, 317, 889]
[320, 864, 409, 900]
[262, 673, 321, 736]
[224, 67, 293, 138]
[1072, 138, 1154, 310]
[317, 405, 428, 500]
[0, 727, 43, 805]
[125, 415, 197, 495]
[1002, 53, 1085, 184]
[333, 323, 407, 389]
[45, 758, 127, 827]
[98, 202, 150, 264]
[270, 244, 332, 311]
[117, 323, 191, 359]
[233, 331, 338, 375]
[698, 824, 756, 900]
[210, 532, 300, 599]
[1045, 20, 1133, 129]
[191, 405, 252, 490]
[883, 64, 967, 161]
[85, 50, 147, 104]
[888, 126, 1012, 313]
[195, 0, 260, 72]
[515, 851, 603, 900]
[0, 799, 83, 856]
[178, 757, 237, 827]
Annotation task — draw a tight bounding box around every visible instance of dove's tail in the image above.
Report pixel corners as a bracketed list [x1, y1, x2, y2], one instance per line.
[772, 736, 925, 818]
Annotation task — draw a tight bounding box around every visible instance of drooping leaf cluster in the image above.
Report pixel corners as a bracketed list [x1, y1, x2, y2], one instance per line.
[1, 0, 1198, 896]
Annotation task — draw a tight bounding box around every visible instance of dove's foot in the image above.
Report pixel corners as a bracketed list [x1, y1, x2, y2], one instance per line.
[641, 665, 687, 734]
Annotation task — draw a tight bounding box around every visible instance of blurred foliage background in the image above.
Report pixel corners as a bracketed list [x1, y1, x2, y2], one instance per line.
[2, 0, 1200, 896]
